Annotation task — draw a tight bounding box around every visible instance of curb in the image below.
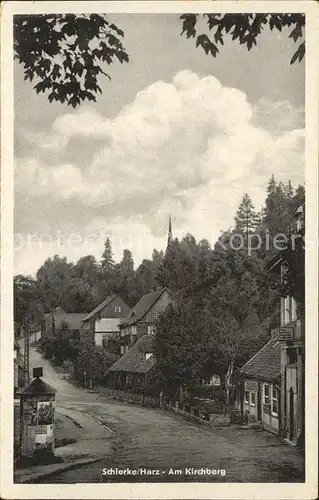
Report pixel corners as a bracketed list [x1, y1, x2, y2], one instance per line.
[15, 457, 101, 483]
[82, 412, 115, 434]
[57, 405, 115, 434]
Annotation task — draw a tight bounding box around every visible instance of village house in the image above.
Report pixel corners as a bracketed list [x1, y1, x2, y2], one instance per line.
[81, 294, 131, 346]
[238, 337, 281, 434]
[238, 203, 305, 445]
[119, 287, 175, 354]
[105, 333, 157, 390]
[266, 203, 305, 447]
[41, 306, 87, 338]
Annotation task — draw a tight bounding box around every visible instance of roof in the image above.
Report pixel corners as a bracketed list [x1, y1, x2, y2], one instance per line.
[266, 254, 283, 273]
[44, 312, 87, 330]
[55, 313, 87, 330]
[240, 339, 281, 383]
[53, 306, 66, 314]
[82, 295, 117, 323]
[107, 334, 156, 374]
[18, 377, 56, 395]
[121, 287, 173, 327]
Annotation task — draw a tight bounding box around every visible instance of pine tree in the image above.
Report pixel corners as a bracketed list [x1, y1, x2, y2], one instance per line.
[235, 193, 260, 237]
[101, 238, 115, 273]
[283, 180, 294, 199]
[262, 177, 300, 237]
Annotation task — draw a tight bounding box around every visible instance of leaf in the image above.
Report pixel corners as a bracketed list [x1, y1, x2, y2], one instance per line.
[290, 47, 300, 65]
[298, 42, 305, 61]
[109, 23, 124, 37]
[289, 26, 302, 42]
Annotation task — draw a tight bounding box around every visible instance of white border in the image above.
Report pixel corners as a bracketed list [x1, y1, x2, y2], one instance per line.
[1, 2, 318, 499]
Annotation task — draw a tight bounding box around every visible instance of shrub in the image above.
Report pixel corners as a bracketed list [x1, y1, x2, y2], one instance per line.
[189, 383, 226, 402]
[73, 341, 117, 385]
[62, 359, 74, 377]
[40, 335, 55, 359]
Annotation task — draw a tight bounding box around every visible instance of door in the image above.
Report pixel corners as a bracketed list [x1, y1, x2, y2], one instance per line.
[289, 387, 294, 441]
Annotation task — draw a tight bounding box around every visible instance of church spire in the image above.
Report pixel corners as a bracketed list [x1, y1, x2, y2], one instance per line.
[167, 216, 172, 247]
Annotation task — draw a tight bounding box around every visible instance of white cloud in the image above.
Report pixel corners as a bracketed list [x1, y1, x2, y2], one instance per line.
[252, 98, 305, 132]
[53, 107, 112, 139]
[15, 70, 304, 275]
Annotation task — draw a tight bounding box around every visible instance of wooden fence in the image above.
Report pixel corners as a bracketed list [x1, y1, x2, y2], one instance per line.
[98, 385, 232, 426]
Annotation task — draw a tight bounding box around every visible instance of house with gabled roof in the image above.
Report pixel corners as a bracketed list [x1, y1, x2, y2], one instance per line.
[41, 307, 87, 338]
[238, 336, 281, 435]
[119, 287, 175, 354]
[81, 294, 131, 346]
[106, 333, 157, 389]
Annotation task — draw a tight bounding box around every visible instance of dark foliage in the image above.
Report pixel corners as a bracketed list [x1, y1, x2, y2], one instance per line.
[14, 14, 129, 107]
[180, 13, 305, 64]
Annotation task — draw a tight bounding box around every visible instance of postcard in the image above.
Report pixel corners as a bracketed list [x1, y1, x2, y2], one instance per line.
[1, 1, 318, 499]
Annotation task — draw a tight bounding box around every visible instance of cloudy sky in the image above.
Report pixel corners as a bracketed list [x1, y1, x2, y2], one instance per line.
[14, 13, 305, 276]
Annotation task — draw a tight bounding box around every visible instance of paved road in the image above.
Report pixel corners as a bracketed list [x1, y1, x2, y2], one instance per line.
[29, 347, 305, 483]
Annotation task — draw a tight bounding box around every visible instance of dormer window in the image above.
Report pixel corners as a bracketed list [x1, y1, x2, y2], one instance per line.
[115, 306, 121, 313]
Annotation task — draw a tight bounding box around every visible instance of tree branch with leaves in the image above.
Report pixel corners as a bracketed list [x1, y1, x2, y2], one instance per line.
[180, 13, 305, 64]
[14, 13, 305, 108]
[14, 14, 129, 107]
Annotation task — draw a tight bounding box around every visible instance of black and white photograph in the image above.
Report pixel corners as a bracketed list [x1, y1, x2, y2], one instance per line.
[1, 1, 318, 499]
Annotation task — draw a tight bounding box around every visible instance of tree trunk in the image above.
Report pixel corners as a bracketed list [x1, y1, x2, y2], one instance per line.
[225, 359, 234, 406]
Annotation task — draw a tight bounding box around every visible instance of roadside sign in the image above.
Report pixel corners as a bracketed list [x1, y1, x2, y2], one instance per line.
[278, 326, 294, 341]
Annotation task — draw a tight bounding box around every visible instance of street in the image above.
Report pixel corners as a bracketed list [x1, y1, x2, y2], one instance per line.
[25, 346, 305, 483]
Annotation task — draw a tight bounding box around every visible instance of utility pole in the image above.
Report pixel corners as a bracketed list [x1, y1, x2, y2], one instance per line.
[23, 320, 30, 386]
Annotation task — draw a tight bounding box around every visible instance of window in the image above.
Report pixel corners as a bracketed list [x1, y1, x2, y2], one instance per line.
[280, 264, 298, 324]
[148, 325, 156, 335]
[264, 384, 270, 404]
[285, 296, 297, 323]
[115, 306, 121, 313]
[296, 218, 303, 232]
[250, 392, 256, 407]
[244, 391, 250, 404]
[271, 387, 279, 416]
[287, 347, 297, 365]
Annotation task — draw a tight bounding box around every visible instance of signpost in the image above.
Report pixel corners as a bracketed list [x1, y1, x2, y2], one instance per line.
[278, 326, 294, 341]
